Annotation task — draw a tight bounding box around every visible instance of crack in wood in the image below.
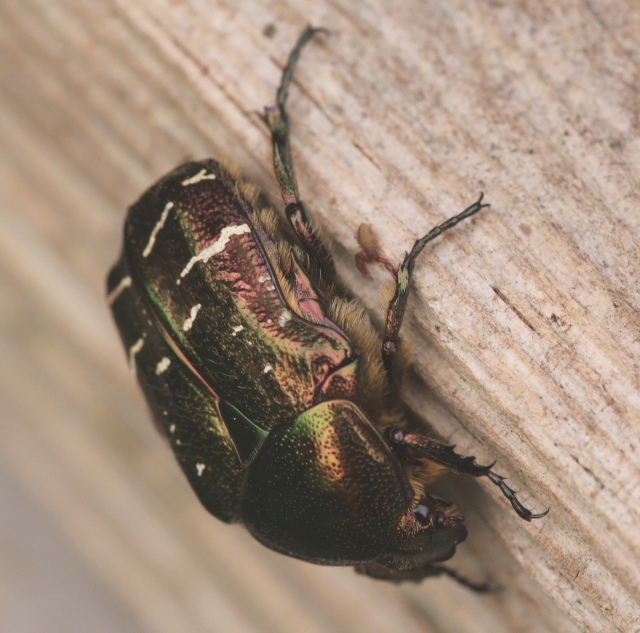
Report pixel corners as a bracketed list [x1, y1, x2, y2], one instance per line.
[492, 286, 537, 333]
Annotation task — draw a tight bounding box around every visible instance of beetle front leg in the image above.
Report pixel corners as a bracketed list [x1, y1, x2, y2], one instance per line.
[386, 427, 549, 521]
[356, 560, 491, 591]
[264, 27, 338, 284]
[381, 195, 489, 393]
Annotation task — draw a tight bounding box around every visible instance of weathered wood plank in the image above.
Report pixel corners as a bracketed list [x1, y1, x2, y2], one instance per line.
[0, 1, 638, 632]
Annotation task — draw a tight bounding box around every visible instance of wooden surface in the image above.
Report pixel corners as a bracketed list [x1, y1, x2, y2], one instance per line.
[0, 1, 638, 632]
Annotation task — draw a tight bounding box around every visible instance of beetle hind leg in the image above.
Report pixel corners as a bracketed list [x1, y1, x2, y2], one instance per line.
[381, 195, 489, 394]
[264, 27, 338, 288]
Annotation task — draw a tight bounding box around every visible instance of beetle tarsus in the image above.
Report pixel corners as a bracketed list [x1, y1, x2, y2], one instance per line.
[264, 27, 338, 288]
[275, 26, 329, 107]
[405, 193, 489, 272]
[487, 471, 550, 521]
[380, 195, 490, 396]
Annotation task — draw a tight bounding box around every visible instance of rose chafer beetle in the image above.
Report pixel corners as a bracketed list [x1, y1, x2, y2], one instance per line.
[107, 27, 547, 585]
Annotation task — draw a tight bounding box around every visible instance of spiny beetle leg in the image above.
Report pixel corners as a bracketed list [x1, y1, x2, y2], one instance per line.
[386, 427, 493, 476]
[264, 26, 337, 284]
[381, 194, 489, 394]
[387, 427, 549, 522]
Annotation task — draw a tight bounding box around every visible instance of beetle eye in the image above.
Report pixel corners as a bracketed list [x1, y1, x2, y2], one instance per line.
[412, 496, 446, 528]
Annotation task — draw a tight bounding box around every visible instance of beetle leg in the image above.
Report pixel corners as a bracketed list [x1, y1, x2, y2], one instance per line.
[381, 195, 489, 393]
[264, 27, 338, 285]
[387, 427, 549, 521]
[355, 559, 492, 591]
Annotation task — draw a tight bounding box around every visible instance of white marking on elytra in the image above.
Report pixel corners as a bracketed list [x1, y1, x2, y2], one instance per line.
[257, 274, 271, 283]
[155, 357, 171, 375]
[143, 201, 174, 257]
[278, 310, 292, 328]
[179, 224, 251, 280]
[263, 364, 273, 374]
[183, 304, 202, 331]
[169, 424, 176, 433]
[232, 325, 244, 336]
[176, 439, 181, 445]
[107, 276, 131, 305]
[196, 463, 206, 477]
[163, 411, 168, 416]
[128, 337, 144, 375]
[182, 169, 216, 186]
[265, 284, 275, 292]
[267, 319, 272, 324]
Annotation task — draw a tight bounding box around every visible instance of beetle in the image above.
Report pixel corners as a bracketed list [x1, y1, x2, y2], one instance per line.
[107, 27, 547, 585]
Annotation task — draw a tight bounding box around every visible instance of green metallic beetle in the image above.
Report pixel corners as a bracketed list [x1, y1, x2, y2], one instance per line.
[107, 27, 546, 585]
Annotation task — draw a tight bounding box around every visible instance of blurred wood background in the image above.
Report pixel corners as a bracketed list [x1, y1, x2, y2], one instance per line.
[0, 1, 638, 632]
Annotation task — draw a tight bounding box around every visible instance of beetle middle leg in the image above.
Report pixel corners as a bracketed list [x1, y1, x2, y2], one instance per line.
[264, 26, 338, 285]
[381, 195, 489, 394]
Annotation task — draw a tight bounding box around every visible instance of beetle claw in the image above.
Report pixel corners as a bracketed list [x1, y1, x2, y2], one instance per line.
[487, 471, 549, 521]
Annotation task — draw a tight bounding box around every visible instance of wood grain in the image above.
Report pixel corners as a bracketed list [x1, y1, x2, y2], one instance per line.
[0, 1, 638, 632]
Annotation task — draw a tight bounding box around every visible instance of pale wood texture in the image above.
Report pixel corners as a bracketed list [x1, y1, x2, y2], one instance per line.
[0, 1, 638, 632]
